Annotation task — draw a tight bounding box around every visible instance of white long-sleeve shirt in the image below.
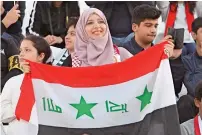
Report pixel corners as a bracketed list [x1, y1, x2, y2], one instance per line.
[180, 115, 202, 135]
[0, 74, 38, 135]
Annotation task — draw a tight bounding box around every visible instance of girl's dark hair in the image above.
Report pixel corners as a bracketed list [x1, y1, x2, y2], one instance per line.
[170, 1, 196, 13]
[23, 35, 52, 64]
[66, 17, 79, 30]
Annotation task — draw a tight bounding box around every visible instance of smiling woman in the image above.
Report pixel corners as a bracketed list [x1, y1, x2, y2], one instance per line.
[85, 13, 107, 39]
[71, 8, 133, 67]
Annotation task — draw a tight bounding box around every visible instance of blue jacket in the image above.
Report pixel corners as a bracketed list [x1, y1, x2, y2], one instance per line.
[182, 52, 202, 97]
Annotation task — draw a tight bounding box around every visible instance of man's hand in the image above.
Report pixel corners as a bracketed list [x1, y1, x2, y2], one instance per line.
[49, 36, 63, 45]
[44, 35, 63, 45]
[2, 4, 20, 28]
[164, 41, 183, 59]
[160, 35, 181, 58]
[164, 41, 174, 58]
[20, 61, 30, 73]
[44, 35, 55, 45]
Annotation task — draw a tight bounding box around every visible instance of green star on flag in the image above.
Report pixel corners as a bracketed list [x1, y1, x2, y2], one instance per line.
[69, 96, 97, 119]
[136, 85, 153, 112]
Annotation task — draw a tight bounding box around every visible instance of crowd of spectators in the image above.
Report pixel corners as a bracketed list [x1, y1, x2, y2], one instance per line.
[1, 1, 202, 135]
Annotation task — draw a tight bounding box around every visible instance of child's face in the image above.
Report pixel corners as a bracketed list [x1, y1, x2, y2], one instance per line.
[192, 28, 202, 56]
[19, 40, 44, 63]
[65, 25, 76, 52]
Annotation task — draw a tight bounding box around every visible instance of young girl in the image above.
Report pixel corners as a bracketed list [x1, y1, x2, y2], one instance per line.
[0, 35, 52, 135]
[51, 17, 78, 67]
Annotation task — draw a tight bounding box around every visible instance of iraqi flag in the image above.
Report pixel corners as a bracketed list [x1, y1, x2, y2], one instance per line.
[15, 42, 181, 135]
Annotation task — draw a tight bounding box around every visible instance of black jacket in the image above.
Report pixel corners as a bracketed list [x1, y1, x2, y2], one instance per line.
[26, 1, 80, 48]
[1, 1, 25, 34]
[1, 38, 23, 91]
[62, 55, 72, 67]
[169, 56, 185, 96]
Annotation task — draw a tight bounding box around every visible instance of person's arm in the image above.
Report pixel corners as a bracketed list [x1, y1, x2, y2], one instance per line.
[1, 4, 20, 32]
[0, 78, 16, 123]
[181, 56, 196, 97]
[1, 69, 23, 91]
[1, 46, 23, 93]
[58, 34, 65, 45]
[2, 39, 19, 59]
[26, 1, 42, 36]
[1, 38, 23, 90]
[47, 35, 64, 46]
[183, 74, 195, 97]
[169, 56, 185, 97]
[1, 22, 7, 34]
[1, 2, 6, 34]
[118, 47, 133, 62]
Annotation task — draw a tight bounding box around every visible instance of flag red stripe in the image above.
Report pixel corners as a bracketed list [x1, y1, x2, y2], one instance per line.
[15, 74, 35, 121]
[29, 42, 168, 87]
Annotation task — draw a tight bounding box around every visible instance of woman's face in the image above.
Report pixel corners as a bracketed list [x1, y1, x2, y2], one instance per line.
[19, 40, 44, 63]
[65, 25, 76, 52]
[85, 13, 107, 39]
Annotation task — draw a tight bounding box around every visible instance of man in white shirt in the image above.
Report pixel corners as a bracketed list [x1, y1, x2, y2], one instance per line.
[180, 81, 202, 135]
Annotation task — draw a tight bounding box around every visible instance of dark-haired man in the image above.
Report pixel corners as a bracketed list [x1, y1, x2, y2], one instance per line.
[121, 4, 163, 55]
[120, 4, 182, 96]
